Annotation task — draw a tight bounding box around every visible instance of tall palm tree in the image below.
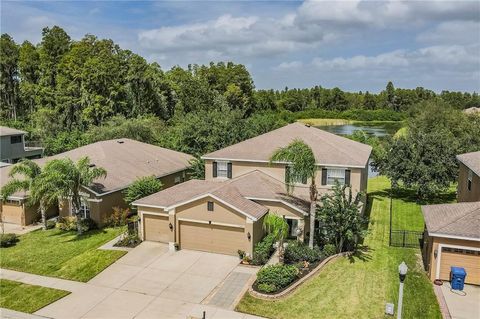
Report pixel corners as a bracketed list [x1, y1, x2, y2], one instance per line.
[43, 157, 106, 235]
[263, 213, 289, 263]
[270, 139, 318, 248]
[0, 159, 52, 230]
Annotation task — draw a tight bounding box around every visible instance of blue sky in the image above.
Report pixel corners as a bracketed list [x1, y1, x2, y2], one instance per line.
[1, 0, 479, 92]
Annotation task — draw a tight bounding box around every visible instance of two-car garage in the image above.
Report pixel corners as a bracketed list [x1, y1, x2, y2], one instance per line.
[178, 221, 245, 255]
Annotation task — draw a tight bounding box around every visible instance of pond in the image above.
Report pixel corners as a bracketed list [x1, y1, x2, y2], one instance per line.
[314, 121, 404, 177]
[315, 121, 403, 137]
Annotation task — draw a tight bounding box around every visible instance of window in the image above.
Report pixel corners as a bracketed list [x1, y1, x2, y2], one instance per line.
[71, 199, 90, 219]
[467, 169, 473, 191]
[207, 201, 214, 211]
[326, 168, 346, 185]
[216, 161, 228, 178]
[174, 176, 181, 185]
[10, 135, 22, 144]
[286, 219, 299, 238]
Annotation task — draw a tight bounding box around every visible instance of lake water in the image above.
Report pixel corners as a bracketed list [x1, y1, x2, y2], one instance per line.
[315, 121, 403, 177]
[315, 121, 403, 137]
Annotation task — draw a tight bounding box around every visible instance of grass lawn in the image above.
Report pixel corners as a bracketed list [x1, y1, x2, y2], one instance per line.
[0, 279, 69, 313]
[0, 227, 126, 282]
[236, 176, 451, 319]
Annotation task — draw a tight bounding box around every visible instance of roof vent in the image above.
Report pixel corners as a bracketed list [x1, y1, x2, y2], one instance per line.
[305, 123, 311, 127]
[89, 163, 96, 168]
[117, 140, 124, 144]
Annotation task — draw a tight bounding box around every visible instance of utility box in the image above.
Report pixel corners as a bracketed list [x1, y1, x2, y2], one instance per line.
[385, 303, 394, 315]
[450, 267, 466, 291]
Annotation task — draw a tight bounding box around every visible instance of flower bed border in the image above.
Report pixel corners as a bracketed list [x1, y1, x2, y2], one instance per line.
[248, 251, 351, 300]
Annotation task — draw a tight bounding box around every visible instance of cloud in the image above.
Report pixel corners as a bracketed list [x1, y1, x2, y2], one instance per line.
[275, 61, 303, 70]
[417, 21, 480, 45]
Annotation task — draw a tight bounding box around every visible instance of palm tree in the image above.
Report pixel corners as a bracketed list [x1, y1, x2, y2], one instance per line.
[263, 213, 289, 263]
[270, 139, 318, 248]
[42, 157, 106, 235]
[0, 159, 52, 230]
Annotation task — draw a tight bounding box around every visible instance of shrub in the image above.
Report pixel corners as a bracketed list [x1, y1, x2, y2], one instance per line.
[323, 244, 337, 257]
[252, 233, 276, 265]
[46, 220, 56, 229]
[104, 207, 130, 227]
[257, 283, 277, 293]
[56, 216, 77, 231]
[56, 216, 96, 232]
[284, 241, 323, 264]
[256, 264, 299, 293]
[114, 233, 141, 248]
[0, 233, 18, 247]
[78, 218, 97, 232]
[237, 249, 246, 260]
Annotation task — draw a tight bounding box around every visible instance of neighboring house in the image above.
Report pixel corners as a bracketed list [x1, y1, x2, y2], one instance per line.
[134, 123, 372, 256]
[0, 139, 193, 226]
[0, 126, 43, 164]
[422, 202, 480, 285]
[456, 151, 480, 202]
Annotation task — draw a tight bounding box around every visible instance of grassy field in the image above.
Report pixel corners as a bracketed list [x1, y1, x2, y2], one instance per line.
[0, 227, 126, 282]
[0, 279, 69, 313]
[390, 186, 456, 231]
[236, 176, 444, 319]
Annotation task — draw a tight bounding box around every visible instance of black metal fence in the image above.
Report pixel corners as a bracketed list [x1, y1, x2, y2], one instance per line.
[388, 194, 424, 248]
[390, 230, 424, 248]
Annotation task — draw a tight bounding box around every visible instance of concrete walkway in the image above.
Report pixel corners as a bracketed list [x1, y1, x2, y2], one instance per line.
[1, 223, 42, 235]
[1, 241, 264, 319]
[0, 308, 48, 319]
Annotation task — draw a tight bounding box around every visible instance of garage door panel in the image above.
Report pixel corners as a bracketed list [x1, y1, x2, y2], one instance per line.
[440, 250, 480, 285]
[144, 214, 170, 243]
[2, 204, 23, 224]
[179, 221, 245, 256]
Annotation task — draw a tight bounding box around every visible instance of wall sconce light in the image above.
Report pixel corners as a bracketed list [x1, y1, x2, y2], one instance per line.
[247, 232, 251, 240]
[169, 223, 173, 231]
[434, 249, 438, 259]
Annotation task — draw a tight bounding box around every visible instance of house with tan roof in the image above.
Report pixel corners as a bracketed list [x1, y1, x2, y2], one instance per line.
[0, 139, 193, 226]
[422, 151, 480, 285]
[456, 151, 480, 202]
[134, 123, 372, 257]
[0, 126, 43, 164]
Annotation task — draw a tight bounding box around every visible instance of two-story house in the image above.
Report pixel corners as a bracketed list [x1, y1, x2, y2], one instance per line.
[0, 126, 43, 164]
[134, 123, 372, 256]
[1, 139, 193, 226]
[422, 151, 480, 285]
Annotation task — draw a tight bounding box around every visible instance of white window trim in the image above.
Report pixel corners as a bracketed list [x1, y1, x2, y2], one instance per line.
[216, 161, 229, 178]
[435, 243, 480, 280]
[326, 168, 346, 186]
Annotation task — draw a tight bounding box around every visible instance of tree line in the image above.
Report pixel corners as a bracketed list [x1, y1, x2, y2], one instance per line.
[1, 26, 479, 158]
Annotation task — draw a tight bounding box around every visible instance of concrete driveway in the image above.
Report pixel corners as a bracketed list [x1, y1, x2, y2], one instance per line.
[441, 283, 480, 319]
[34, 242, 261, 319]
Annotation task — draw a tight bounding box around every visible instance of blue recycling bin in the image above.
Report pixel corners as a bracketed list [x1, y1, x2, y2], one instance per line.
[450, 267, 466, 290]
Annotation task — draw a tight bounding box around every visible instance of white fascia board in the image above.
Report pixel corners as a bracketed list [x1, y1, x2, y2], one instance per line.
[132, 202, 167, 210]
[246, 197, 308, 216]
[430, 232, 480, 242]
[200, 157, 365, 168]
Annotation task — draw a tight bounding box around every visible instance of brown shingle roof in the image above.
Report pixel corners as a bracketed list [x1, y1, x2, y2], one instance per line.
[202, 122, 372, 167]
[134, 170, 309, 220]
[0, 126, 26, 136]
[1, 139, 194, 196]
[457, 151, 480, 177]
[422, 202, 480, 240]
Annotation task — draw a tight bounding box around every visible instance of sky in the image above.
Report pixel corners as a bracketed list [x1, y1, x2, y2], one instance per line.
[1, 0, 479, 92]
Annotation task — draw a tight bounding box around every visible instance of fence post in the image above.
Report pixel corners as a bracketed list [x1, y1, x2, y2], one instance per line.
[402, 231, 406, 247]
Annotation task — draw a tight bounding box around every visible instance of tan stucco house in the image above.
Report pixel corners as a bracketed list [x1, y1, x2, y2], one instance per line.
[134, 123, 372, 256]
[422, 202, 480, 285]
[456, 151, 480, 203]
[1, 139, 193, 226]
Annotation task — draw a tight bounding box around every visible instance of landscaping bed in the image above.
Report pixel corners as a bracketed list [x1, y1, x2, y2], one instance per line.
[0, 279, 69, 313]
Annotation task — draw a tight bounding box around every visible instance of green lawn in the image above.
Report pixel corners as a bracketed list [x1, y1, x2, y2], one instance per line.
[0, 279, 69, 313]
[236, 176, 447, 319]
[0, 227, 126, 282]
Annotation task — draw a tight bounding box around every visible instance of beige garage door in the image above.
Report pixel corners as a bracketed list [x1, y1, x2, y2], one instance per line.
[2, 203, 23, 224]
[440, 248, 480, 285]
[179, 221, 245, 255]
[143, 214, 170, 242]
